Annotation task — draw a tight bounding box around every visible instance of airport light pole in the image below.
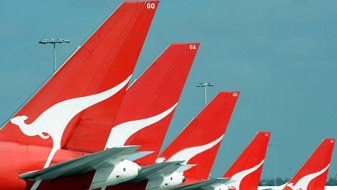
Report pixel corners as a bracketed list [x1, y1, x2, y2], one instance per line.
[39, 38, 70, 71]
[196, 82, 214, 106]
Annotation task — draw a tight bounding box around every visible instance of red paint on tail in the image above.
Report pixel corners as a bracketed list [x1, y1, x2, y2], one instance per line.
[284, 138, 335, 190]
[0, 1, 157, 152]
[64, 1, 158, 152]
[159, 92, 240, 183]
[0, 2, 157, 188]
[223, 131, 270, 190]
[112, 43, 199, 165]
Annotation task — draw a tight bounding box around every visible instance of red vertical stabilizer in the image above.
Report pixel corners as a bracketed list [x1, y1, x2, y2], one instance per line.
[106, 43, 199, 165]
[0, 1, 158, 152]
[159, 92, 240, 183]
[284, 138, 335, 190]
[223, 131, 270, 190]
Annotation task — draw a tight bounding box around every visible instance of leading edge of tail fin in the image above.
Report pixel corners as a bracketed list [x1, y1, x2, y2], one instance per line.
[284, 138, 335, 190]
[0, 1, 158, 150]
[223, 131, 270, 190]
[158, 92, 240, 182]
[105, 43, 199, 165]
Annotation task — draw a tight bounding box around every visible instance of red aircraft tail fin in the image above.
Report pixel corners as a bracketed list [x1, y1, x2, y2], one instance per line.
[158, 92, 240, 182]
[104, 43, 199, 165]
[0, 1, 158, 151]
[284, 138, 335, 190]
[223, 131, 270, 190]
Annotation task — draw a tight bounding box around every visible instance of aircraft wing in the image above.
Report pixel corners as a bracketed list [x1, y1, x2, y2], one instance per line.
[176, 178, 231, 190]
[19, 146, 139, 180]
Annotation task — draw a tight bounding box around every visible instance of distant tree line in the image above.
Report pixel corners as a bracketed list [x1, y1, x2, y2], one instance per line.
[259, 177, 337, 186]
[326, 177, 337, 186]
[259, 178, 289, 186]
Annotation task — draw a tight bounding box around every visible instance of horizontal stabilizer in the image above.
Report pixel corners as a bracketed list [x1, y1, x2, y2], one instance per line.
[176, 178, 231, 190]
[129, 161, 186, 182]
[19, 146, 139, 180]
[127, 151, 154, 161]
[175, 164, 195, 173]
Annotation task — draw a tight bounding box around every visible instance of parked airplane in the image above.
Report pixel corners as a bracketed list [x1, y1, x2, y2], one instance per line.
[0, 1, 158, 189]
[176, 131, 270, 190]
[258, 138, 335, 190]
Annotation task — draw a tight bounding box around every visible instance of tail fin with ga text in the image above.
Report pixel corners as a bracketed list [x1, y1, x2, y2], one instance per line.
[105, 43, 199, 165]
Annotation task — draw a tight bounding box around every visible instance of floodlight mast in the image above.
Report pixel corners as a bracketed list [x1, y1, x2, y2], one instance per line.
[39, 38, 70, 71]
[196, 82, 214, 106]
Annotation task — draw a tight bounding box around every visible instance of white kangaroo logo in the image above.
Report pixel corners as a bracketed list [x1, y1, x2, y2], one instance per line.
[105, 103, 177, 148]
[14, 76, 131, 190]
[10, 76, 131, 167]
[154, 135, 224, 187]
[286, 164, 330, 190]
[226, 160, 264, 189]
[165, 135, 224, 163]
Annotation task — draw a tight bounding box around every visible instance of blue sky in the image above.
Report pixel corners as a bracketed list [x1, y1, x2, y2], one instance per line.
[1, 0, 337, 180]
